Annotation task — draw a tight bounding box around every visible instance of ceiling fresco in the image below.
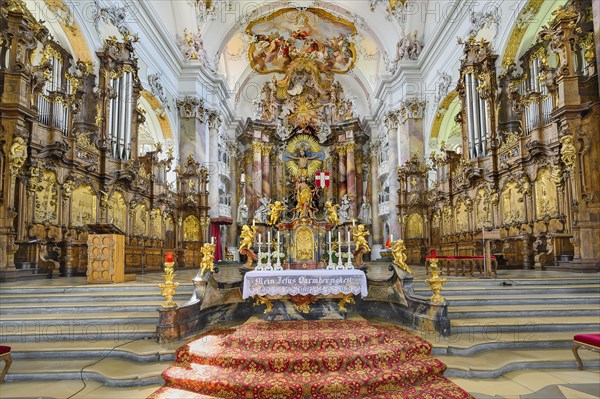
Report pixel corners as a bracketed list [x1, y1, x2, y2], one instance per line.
[246, 8, 357, 74]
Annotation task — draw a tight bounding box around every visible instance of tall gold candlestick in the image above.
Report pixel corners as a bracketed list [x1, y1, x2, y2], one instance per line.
[159, 260, 179, 308]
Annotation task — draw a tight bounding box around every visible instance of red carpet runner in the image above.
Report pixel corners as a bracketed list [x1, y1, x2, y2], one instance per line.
[148, 320, 473, 399]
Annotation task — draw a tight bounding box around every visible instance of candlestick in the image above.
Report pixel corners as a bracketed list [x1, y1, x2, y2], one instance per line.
[337, 232, 345, 270]
[166, 252, 173, 263]
[265, 239, 273, 271]
[327, 231, 334, 270]
[346, 234, 354, 270]
[256, 241, 263, 271]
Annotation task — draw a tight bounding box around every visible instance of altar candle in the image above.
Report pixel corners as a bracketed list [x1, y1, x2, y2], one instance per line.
[211, 236, 215, 245]
[166, 252, 173, 263]
[328, 231, 332, 244]
[267, 231, 271, 243]
[352, 219, 356, 227]
[277, 231, 280, 245]
[252, 219, 256, 227]
[347, 231, 351, 243]
[258, 233, 262, 244]
[338, 231, 341, 243]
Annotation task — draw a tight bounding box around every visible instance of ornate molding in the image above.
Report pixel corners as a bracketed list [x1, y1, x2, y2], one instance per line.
[148, 73, 170, 110]
[176, 96, 204, 119]
[93, 0, 129, 36]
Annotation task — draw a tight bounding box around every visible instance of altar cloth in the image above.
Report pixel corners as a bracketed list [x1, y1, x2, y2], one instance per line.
[242, 269, 368, 299]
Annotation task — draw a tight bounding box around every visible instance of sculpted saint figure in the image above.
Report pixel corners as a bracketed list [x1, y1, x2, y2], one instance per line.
[200, 243, 216, 275]
[238, 225, 258, 268]
[325, 201, 340, 226]
[338, 195, 351, 223]
[351, 224, 371, 267]
[255, 195, 271, 224]
[293, 176, 315, 218]
[268, 201, 286, 225]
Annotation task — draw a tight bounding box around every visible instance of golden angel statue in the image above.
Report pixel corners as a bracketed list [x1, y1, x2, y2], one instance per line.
[238, 225, 258, 268]
[200, 242, 216, 275]
[268, 201, 286, 226]
[351, 224, 371, 267]
[325, 201, 340, 226]
[391, 239, 412, 274]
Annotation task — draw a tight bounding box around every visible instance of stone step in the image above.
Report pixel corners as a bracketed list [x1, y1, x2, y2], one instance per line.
[440, 347, 600, 379]
[0, 292, 192, 304]
[411, 278, 600, 288]
[4, 356, 170, 386]
[0, 311, 158, 327]
[414, 283, 600, 295]
[451, 315, 600, 333]
[448, 303, 600, 318]
[5, 339, 178, 363]
[0, 301, 166, 314]
[0, 283, 195, 295]
[0, 322, 157, 342]
[430, 331, 587, 356]
[446, 294, 600, 306]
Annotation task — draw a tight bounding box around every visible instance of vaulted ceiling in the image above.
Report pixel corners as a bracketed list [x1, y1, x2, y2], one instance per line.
[138, 0, 429, 118]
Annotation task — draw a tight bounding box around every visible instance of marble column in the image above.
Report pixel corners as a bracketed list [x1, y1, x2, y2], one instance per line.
[252, 142, 263, 210]
[370, 145, 382, 259]
[261, 145, 272, 200]
[207, 111, 222, 218]
[385, 111, 401, 239]
[346, 142, 357, 218]
[245, 152, 254, 214]
[337, 146, 347, 199]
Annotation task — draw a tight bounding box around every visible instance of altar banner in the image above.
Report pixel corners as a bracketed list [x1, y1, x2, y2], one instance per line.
[243, 270, 368, 299]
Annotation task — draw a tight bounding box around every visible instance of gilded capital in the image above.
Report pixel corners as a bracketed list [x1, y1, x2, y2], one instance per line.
[252, 142, 264, 155]
[261, 144, 273, 157]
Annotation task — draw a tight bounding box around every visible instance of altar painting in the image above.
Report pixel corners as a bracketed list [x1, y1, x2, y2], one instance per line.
[247, 8, 356, 74]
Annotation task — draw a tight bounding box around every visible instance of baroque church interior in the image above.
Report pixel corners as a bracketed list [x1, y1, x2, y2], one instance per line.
[0, 0, 599, 398]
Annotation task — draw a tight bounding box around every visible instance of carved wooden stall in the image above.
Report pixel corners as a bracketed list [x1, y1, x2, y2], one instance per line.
[404, 0, 599, 271]
[0, 1, 211, 281]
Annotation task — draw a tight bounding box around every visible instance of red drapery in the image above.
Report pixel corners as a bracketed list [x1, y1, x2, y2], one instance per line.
[209, 223, 223, 261]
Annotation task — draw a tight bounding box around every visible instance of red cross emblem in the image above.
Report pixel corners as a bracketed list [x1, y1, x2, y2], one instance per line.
[315, 171, 330, 188]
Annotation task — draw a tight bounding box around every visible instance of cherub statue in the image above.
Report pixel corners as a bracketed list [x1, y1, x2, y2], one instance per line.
[391, 239, 412, 274]
[351, 224, 371, 267]
[268, 201, 286, 226]
[325, 201, 340, 227]
[238, 225, 258, 268]
[200, 242, 216, 275]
